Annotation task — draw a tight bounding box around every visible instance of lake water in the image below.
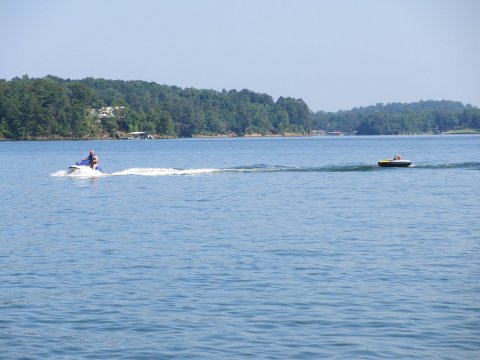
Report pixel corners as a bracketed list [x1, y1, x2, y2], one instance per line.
[1, 135, 479, 359]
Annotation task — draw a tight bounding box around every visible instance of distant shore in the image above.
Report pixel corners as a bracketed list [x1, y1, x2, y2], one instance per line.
[1, 130, 479, 141]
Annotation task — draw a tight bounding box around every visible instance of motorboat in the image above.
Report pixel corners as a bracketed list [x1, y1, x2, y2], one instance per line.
[121, 131, 151, 139]
[68, 159, 104, 173]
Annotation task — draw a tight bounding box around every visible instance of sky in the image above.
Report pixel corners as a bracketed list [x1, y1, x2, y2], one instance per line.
[1, 0, 479, 112]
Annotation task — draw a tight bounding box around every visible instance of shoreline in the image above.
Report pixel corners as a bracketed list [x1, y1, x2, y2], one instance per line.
[1, 130, 479, 141]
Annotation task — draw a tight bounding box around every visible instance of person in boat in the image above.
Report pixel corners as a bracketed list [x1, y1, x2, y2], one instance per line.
[393, 154, 402, 160]
[83, 150, 99, 169]
[91, 154, 99, 170]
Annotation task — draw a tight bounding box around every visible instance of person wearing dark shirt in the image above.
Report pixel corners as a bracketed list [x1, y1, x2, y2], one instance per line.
[84, 149, 99, 169]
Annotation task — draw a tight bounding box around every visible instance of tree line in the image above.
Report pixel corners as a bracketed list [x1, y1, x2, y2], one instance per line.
[0, 75, 311, 139]
[0, 75, 479, 140]
[312, 101, 480, 134]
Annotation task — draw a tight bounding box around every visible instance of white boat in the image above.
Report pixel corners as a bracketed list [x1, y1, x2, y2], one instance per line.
[68, 159, 104, 174]
[68, 164, 104, 174]
[122, 132, 151, 139]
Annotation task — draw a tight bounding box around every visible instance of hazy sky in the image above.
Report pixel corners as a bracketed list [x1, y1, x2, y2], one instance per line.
[1, 0, 479, 111]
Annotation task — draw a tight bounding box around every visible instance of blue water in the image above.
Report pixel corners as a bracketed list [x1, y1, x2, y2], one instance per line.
[1, 136, 479, 359]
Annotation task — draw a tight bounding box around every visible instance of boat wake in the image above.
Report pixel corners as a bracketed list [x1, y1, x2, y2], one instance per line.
[51, 162, 480, 178]
[110, 164, 382, 176]
[412, 162, 480, 170]
[111, 167, 223, 176]
[51, 167, 106, 178]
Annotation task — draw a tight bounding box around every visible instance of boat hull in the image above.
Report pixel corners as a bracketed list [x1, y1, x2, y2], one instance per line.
[378, 160, 412, 167]
[68, 165, 104, 174]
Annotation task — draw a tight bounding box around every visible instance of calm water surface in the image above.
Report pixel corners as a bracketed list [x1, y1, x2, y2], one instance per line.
[1, 136, 479, 359]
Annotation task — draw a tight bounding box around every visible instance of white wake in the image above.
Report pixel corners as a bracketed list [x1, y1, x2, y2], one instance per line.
[51, 167, 223, 177]
[50, 164, 296, 178]
[110, 167, 222, 176]
[51, 167, 106, 178]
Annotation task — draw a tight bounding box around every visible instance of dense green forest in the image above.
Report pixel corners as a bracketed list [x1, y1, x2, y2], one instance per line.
[312, 101, 480, 135]
[0, 75, 479, 140]
[0, 75, 311, 139]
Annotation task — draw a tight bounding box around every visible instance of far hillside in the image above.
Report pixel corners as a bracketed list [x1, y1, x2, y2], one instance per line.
[0, 75, 479, 140]
[312, 100, 480, 135]
[0, 75, 311, 140]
